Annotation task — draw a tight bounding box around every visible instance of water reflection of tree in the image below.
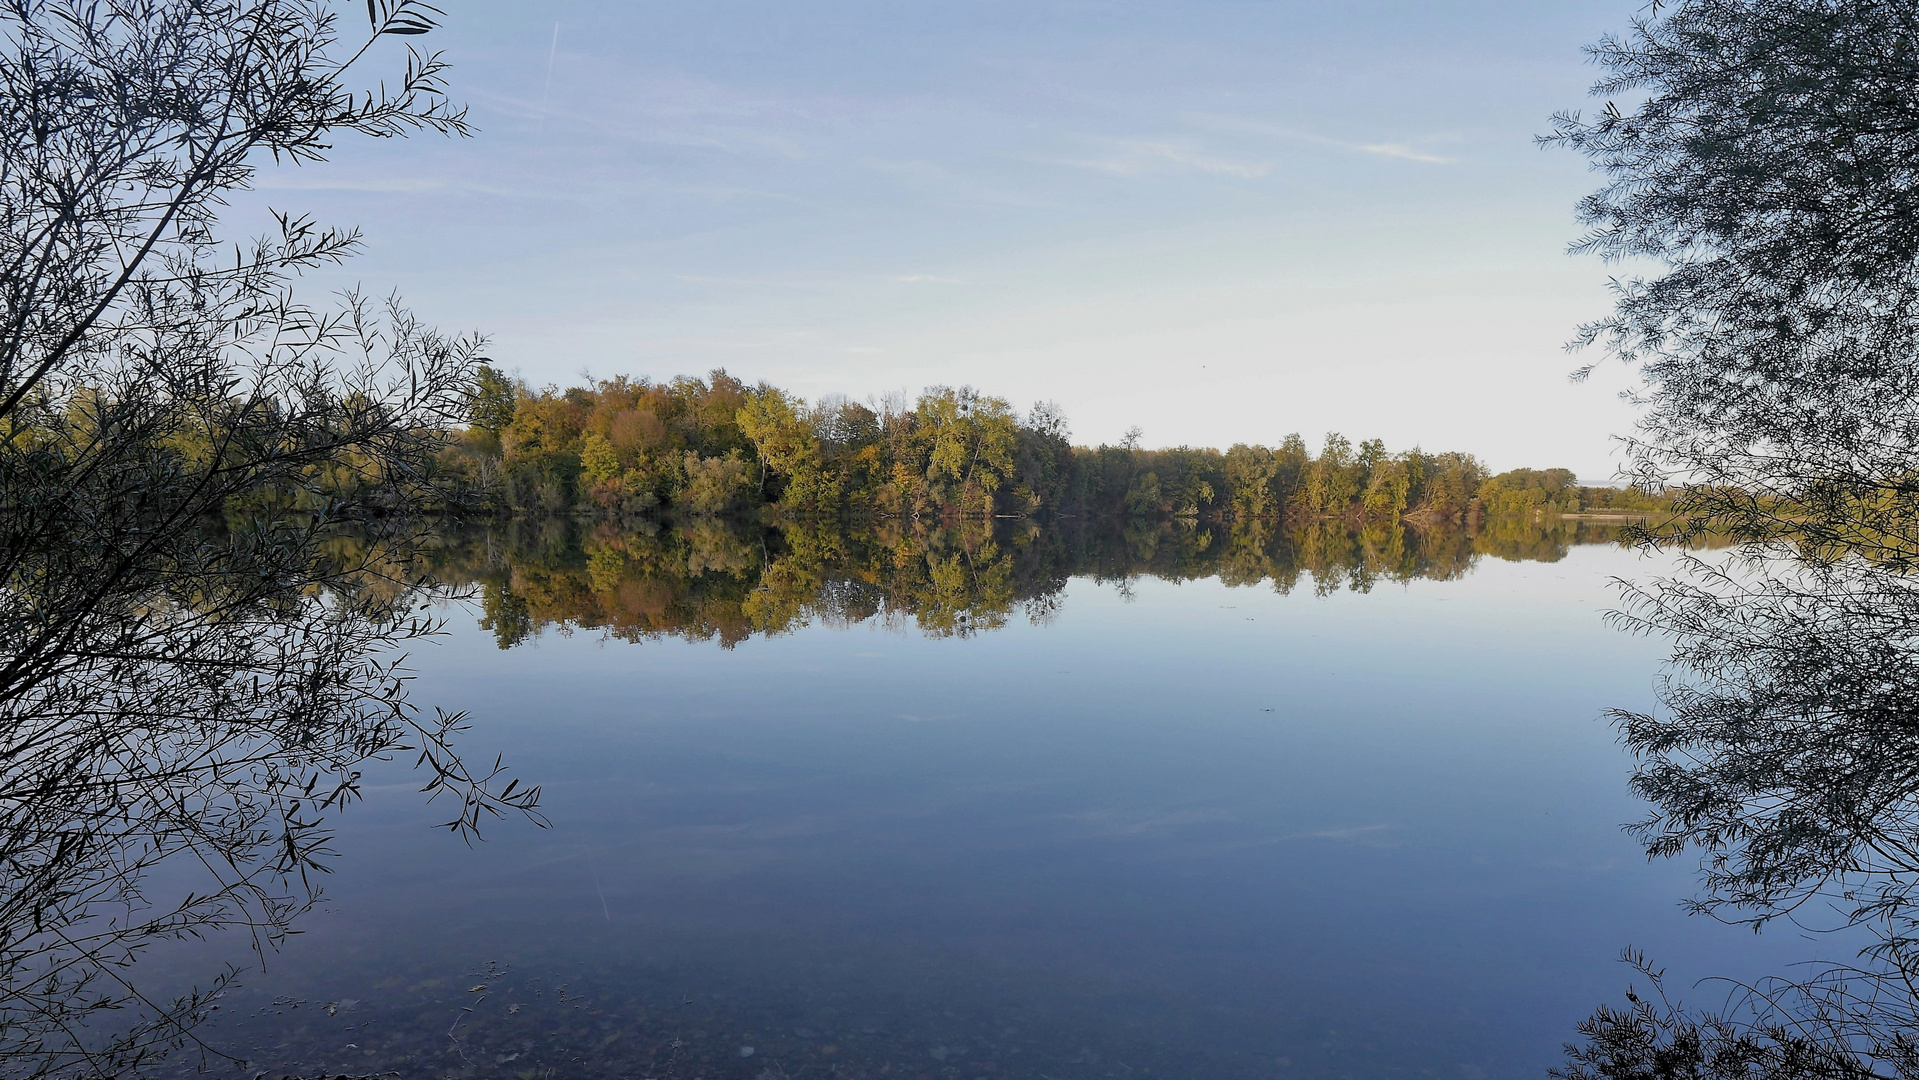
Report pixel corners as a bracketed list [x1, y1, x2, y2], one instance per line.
[1554, 549, 1919, 1079]
[1548, 3, 1919, 1076]
[0, 4, 537, 1076]
[439, 514, 1623, 650]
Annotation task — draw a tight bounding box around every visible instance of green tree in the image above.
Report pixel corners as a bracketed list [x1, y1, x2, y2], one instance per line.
[580, 431, 621, 486]
[681, 450, 754, 515]
[1224, 444, 1280, 518]
[913, 387, 1017, 516]
[738, 385, 834, 511]
[1362, 455, 1413, 517]
[470, 364, 520, 435]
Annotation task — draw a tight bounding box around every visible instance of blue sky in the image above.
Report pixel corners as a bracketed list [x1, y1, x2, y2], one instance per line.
[275, 1, 1650, 479]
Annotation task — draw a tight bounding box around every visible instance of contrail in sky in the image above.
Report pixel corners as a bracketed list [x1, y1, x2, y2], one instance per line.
[538, 21, 561, 124]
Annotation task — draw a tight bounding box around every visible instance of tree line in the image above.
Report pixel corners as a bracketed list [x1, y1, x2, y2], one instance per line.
[444, 370, 1670, 524]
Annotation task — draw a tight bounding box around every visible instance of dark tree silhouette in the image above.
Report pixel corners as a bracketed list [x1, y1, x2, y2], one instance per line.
[1552, 3, 1919, 1077]
[0, 3, 540, 1075]
[1545, 0, 1919, 556]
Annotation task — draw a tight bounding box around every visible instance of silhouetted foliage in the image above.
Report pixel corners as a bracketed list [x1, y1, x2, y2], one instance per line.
[0, 3, 539, 1076]
[1553, 2, 1919, 1075]
[1546, 0, 1919, 553]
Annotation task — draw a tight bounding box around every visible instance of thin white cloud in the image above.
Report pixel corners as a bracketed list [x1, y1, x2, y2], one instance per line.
[1055, 138, 1272, 179]
[1301, 824, 1395, 841]
[253, 176, 448, 194]
[671, 272, 831, 290]
[1054, 808, 1237, 838]
[254, 172, 604, 203]
[862, 158, 951, 181]
[859, 158, 1051, 208]
[470, 74, 822, 163]
[1187, 113, 1460, 166]
[1350, 142, 1458, 165]
[662, 184, 814, 206]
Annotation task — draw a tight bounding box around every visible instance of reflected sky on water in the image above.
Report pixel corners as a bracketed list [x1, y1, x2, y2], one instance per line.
[155, 539, 1830, 1079]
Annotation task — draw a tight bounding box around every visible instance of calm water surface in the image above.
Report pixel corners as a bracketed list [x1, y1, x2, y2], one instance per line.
[167, 541, 1822, 1079]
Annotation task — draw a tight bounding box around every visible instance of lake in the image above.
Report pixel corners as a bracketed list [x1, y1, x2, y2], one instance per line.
[145, 520, 1820, 1079]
